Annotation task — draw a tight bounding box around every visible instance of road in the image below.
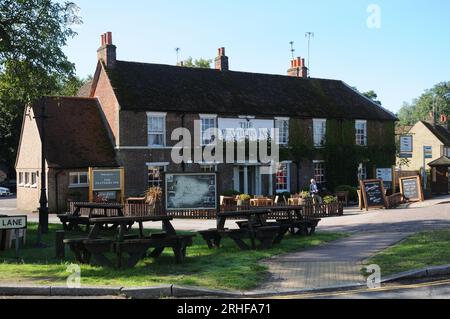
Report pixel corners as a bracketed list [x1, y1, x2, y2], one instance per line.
[275, 278, 450, 299]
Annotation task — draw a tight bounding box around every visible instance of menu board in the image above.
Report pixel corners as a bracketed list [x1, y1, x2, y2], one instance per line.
[360, 179, 387, 210]
[400, 176, 424, 202]
[166, 173, 217, 210]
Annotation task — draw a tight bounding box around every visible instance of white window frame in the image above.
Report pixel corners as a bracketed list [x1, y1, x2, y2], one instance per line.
[313, 119, 327, 148]
[357, 163, 367, 181]
[200, 114, 218, 146]
[31, 172, 37, 188]
[275, 162, 291, 193]
[18, 172, 24, 186]
[147, 163, 169, 188]
[24, 172, 30, 187]
[69, 172, 89, 188]
[313, 160, 326, 185]
[147, 112, 167, 148]
[355, 120, 368, 146]
[274, 117, 290, 146]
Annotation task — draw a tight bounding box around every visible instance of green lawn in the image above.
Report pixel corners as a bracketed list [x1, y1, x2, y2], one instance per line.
[365, 230, 450, 276]
[0, 223, 346, 291]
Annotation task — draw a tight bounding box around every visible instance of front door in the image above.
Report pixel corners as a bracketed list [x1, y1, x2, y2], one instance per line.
[234, 166, 261, 195]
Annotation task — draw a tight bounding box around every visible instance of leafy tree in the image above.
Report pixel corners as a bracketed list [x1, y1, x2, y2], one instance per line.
[397, 82, 450, 125]
[0, 0, 82, 175]
[181, 57, 212, 68]
[362, 90, 382, 105]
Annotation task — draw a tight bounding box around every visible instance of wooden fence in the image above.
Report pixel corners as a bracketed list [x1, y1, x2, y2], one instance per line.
[68, 201, 344, 220]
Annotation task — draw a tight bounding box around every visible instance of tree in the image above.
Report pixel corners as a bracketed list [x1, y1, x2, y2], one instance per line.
[0, 0, 82, 175]
[352, 87, 382, 105]
[181, 57, 212, 68]
[397, 82, 450, 125]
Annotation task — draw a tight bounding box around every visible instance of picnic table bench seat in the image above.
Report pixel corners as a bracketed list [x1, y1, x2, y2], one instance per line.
[63, 238, 91, 264]
[275, 218, 322, 236]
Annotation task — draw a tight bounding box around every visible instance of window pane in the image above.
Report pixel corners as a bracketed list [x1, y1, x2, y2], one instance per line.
[276, 163, 289, 191]
[79, 173, 88, 184]
[149, 133, 164, 146]
[70, 174, 79, 185]
[148, 166, 163, 187]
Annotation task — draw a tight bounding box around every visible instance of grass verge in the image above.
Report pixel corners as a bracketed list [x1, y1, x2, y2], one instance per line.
[364, 230, 450, 276]
[0, 223, 346, 291]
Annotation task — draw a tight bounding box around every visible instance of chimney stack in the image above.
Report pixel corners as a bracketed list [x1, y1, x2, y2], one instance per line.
[287, 57, 308, 78]
[97, 32, 117, 68]
[215, 47, 229, 71]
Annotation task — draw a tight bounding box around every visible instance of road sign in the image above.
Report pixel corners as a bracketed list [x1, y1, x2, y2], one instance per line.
[400, 135, 413, 153]
[0, 216, 27, 230]
[424, 146, 433, 159]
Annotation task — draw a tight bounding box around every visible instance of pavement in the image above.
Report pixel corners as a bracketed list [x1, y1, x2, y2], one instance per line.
[1, 195, 450, 297]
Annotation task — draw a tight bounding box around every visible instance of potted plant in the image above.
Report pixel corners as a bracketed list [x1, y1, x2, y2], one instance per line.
[299, 191, 312, 206]
[237, 194, 251, 207]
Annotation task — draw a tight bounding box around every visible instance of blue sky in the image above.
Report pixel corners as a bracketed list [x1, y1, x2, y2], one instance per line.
[63, 0, 450, 113]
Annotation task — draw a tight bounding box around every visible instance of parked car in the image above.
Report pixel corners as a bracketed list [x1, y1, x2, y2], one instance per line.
[0, 187, 11, 197]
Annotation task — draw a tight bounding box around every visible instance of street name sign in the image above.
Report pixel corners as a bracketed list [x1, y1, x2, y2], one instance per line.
[0, 216, 27, 230]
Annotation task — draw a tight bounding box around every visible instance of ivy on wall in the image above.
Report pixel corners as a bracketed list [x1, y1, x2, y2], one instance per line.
[282, 118, 396, 190]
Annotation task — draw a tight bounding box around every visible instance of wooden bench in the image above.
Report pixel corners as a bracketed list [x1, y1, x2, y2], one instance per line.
[63, 238, 91, 264]
[268, 206, 321, 236]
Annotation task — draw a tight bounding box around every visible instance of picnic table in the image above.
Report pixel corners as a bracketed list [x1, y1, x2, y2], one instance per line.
[58, 203, 124, 232]
[199, 209, 285, 251]
[267, 206, 321, 236]
[64, 215, 194, 269]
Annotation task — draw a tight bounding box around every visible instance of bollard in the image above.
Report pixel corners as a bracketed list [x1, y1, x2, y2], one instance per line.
[55, 230, 65, 259]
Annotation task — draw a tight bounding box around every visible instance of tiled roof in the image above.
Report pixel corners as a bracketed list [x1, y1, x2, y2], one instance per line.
[104, 60, 398, 121]
[33, 97, 117, 169]
[421, 121, 450, 146]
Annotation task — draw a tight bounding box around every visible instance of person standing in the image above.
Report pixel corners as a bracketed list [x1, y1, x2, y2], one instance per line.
[310, 179, 323, 205]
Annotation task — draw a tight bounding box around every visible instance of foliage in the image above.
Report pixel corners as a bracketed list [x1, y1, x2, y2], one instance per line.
[299, 191, 311, 199]
[144, 187, 163, 205]
[334, 185, 358, 202]
[182, 57, 212, 69]
[397, 82, 450, 125]
[0, 223, 347, 290]
[239, 194, 251, 201]
[0, 0, 82, 174]
[323, 196, 338, 204]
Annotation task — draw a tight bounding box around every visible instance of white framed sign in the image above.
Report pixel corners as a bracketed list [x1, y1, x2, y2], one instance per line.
[218, 118, 274, 141]
[376, 168, 393, 182]
[400, 135, 413, 153]
[0, 216, 27, 230]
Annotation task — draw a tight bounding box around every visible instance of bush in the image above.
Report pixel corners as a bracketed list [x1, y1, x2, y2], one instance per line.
[334, 185, 358, 202]
[323, 196, 338, 204]
[222, 190, 241, 197]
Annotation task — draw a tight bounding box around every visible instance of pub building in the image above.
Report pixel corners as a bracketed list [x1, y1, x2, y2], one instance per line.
[15, 32, 397, 213]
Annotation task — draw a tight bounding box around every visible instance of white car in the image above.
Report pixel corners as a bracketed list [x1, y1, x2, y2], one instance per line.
[0, 187, 11, 197]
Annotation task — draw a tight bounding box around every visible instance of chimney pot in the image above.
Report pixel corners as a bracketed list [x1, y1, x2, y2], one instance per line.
[98, 32, 117, 68]
[288, 57, 308, 78]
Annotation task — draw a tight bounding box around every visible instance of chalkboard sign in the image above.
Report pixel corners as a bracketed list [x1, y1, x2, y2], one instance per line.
[400, 176, 424, 202]
[166, 173, 217, 210]
[360, 179, 387, 211]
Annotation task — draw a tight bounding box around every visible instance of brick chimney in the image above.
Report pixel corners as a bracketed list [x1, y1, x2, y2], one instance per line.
[287, 57, 308, 78]
[97, 32, 116, 68]
[215, 47, 229, 71]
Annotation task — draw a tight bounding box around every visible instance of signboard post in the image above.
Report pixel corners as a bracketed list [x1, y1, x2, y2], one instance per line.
[359, 179, 388, 211]
[423, 146, 433, 190]
[89, 168, 125, 203]
[0, 216, 27, 254]
[399, 176, 424, 202]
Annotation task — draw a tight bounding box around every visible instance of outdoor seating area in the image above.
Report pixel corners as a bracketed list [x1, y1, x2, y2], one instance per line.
[63, 213, 194, 269]
[198, 206, 322, 251]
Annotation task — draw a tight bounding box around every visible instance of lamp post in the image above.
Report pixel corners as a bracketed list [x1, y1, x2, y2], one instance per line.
[36, 98, 49, 235]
